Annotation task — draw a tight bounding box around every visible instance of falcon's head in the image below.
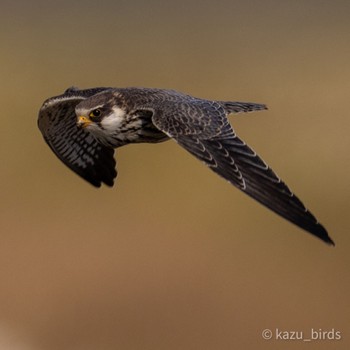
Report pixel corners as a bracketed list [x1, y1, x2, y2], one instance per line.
[75, 91, 127, 147]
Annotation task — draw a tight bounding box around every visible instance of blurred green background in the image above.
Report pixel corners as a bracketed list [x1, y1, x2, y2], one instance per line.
[0, 0, 349, 349]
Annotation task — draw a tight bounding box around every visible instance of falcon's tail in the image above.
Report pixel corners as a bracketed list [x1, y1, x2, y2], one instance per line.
[220, 101, 268, 114]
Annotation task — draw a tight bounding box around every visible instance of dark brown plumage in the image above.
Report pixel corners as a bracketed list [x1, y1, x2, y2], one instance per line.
[38, 87, 334, 245]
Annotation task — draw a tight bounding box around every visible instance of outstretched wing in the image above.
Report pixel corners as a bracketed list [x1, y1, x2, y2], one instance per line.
[38, 88, 117, 187]
[152, 99, 334, 245]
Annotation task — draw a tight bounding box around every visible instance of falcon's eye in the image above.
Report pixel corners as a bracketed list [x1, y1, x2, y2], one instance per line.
[89, 109, 101, 118]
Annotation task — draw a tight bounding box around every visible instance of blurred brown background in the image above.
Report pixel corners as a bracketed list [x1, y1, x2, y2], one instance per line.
[0, 0, 349, 349]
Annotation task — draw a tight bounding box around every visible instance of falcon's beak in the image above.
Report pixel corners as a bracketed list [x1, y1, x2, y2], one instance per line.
[77, 116, 92, 128]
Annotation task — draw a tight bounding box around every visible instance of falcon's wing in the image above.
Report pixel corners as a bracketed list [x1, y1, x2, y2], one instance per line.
[151, 98, 333, 245]
[38, 88, 117, 187]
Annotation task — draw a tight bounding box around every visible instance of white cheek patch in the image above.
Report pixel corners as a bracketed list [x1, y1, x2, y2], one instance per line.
[101, 106, 126, 131]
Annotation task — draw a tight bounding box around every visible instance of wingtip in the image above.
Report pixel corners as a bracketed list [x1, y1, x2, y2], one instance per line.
[85, 177, 115, 188]
[325, 236, 335, 246]
[104, 179, 115, 187]
[313, 223, 335, 246]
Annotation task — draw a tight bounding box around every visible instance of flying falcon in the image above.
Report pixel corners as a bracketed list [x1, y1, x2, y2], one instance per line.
[38, 87, 334, 245]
